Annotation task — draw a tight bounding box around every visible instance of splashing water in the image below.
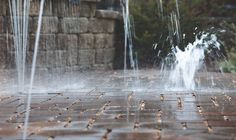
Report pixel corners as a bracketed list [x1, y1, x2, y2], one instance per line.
[166, 33, 221, 90]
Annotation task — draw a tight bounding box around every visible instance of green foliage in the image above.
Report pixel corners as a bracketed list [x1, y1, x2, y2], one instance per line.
[220, 53, 236, 73]
[128, 0, 236, 68]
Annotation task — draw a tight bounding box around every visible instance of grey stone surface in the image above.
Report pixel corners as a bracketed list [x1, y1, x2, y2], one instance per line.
[36, 51, 47, 67]
[67, 35, 78, 66]
[0, 35, 6, 68]
[31, 17, 58, 33]
[29, 0, 40, 16]
[30, 34, 56, 51]
[0, 35, 6, 51]
[0, 0, 6, 16]
[96, 10, 122, 20]
[94, 33, 114, 48]
[55, 50, 67, 67]
[80, 2, 96, 17]
[104, 48, 115, 64]
[67, 3, 80, 17]
[61, 17, 88, 33]
[0, 16, 4, 33]
[0, 0, 118, 70]
[0, 51, 6, 69]
[46, 51, 57, 67]
[6, 35, 14, 52]
[57, 34, 69, 50]
[29, 0, 53, 16]
[95, 48, 115, 65]
[52, 0, 67, 17]
[43, 0, 53, 16]
[93, 63, 113, 70]
[81, 0, 101, 2]
[41, 17, 59, 33]
[46, 50, 68, 67]
[88, 18, 115, 33]
[53, 0, 80, 17]
[79, 34, 94, 49]
[95, 49, 104, 64]
[6, 51, 15, 69]
[78, 49, 95, 68]
[67, 48, 78, 66]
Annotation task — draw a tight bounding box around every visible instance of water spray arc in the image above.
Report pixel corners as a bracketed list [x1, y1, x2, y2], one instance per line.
[23, 0, 45, 139]
[8, 0, 45, 139]
[8, 0, 31, 93]
[121, 0, 135, 71]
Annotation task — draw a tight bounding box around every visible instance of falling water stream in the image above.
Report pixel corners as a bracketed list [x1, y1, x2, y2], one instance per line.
[8, 0, 31, 92]
[121, 0, 135, 71]
[23, 0, 45, 139]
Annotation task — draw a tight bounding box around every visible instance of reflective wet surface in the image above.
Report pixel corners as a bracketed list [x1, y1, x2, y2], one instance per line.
[0, 70, 236, 140]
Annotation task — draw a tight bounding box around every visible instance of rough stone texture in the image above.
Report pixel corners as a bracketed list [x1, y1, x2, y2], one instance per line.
[67, 35, 79, 66]
[104, 48, 115, 64]
[0, 0, 119, 70]
[30, 34, 56, 51]
[6, 35, 14, 52]
[80, 2, 96, 17]
[79, 34, 94, 49]
[30, 0, 41, 16]
[0, 0, 6, 16]
[81, 0, 101, 2]
[55, 50, 68, 67]
[52, 0, 80, 17]
[95, 48, 115, 65]
[95, 49, 104, 64]
[29, 0, 53, 16]
[57, 34, 69, 50]
[94, 33, 113, 48]
[67, 3, 80, 17]
[31, 17, 59, 34]
[0, 35, 7, 68]
[61, 17, 88, 33]
[6, 51, 15, 69]
[96, 10, 122, 20]
[46, 50, 68, 67]
[88, 18, 115, 33]
[43, 0, 53, 16]
[52, 0, 67, 17]
[0, 35, 6, 51]
[46, 51, 57, 67]
[36, 51, 47, 67]
[0, 16, 4, 33]
[78, 49, 95, 68]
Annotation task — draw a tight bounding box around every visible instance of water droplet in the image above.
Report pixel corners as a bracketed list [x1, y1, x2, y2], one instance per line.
[223, 116, 229, 121]
[177, 97, 183, 108]
[48, 136, 55, 140]
[139, 100, 145, 110]
[160, 94, 164, 101]
[133, 121, 140, 129]
[181, 122, 187, 130]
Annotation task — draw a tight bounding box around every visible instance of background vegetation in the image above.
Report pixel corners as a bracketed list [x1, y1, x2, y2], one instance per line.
[114, 0, 236, 72]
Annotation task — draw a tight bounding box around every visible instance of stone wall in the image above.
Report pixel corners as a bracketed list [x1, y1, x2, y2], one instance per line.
[0, 0, 121, 71]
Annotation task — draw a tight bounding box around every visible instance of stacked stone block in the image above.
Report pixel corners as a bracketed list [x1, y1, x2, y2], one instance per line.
[0, 0, 121, 70]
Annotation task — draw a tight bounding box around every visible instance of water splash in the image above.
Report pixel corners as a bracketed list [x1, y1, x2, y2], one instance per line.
[166, 33, 221, 90]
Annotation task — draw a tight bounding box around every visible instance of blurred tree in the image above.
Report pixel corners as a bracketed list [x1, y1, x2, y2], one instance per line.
[127, 0, 236, 68]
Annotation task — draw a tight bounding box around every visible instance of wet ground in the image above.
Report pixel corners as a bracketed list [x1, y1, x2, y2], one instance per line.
[0, 70, 236, 140]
